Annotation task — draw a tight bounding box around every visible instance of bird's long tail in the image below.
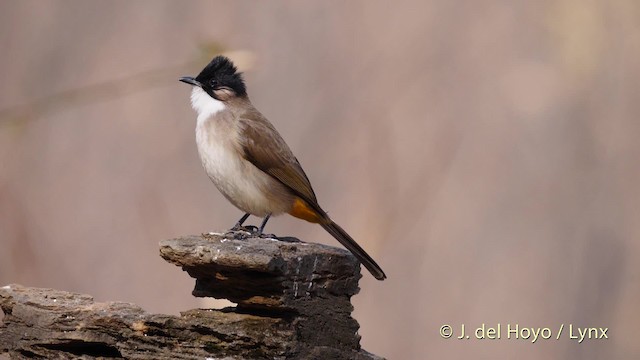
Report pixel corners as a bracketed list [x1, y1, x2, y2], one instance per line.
[320, 221, 387, 280]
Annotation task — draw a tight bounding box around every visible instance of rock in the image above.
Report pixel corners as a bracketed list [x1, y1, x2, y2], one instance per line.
[159, 233, 361, 311]
[0, 232, 384, 359]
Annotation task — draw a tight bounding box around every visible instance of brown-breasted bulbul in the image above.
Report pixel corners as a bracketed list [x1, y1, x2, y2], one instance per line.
[179, 56, 386, 280]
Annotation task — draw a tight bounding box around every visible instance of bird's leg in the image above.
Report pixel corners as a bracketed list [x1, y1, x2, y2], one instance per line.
[257, 214, 272, 236]
[231, 213, 251, 231]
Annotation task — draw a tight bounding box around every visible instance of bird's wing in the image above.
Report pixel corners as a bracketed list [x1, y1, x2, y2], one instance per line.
[238, 109, 320, 208]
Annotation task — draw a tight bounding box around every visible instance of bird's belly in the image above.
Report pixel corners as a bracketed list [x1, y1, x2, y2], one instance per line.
[196, 128, 291, 216]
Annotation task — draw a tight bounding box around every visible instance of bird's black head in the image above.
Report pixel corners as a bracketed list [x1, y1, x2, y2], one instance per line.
[179, 56, 247, 101]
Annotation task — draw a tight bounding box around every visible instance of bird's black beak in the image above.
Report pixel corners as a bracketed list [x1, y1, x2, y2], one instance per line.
[179, 76, 201, 87]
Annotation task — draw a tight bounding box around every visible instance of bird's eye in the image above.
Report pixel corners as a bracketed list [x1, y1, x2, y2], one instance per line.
[210, 80, 218, 88]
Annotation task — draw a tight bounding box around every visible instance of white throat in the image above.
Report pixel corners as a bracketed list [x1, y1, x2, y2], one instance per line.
[190, 87, 226, 123]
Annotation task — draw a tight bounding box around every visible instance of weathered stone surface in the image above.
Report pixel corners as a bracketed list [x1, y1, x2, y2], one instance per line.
[0, 232, 384, 359]
[159, 232, 361, 313]
[0, 284, 293, 359]
[159, 233, 367, 353]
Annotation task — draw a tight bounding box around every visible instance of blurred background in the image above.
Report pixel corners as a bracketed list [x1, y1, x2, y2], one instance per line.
[1, 1, 639, 359]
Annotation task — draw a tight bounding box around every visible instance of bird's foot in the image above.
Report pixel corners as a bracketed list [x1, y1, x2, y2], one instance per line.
[212, 226, 293, 241]
[244, 226, 277, 239]
[243, 225, 259, 233]
[229, 223, 275, 238]
[257, 232, 278, 239]
[230, 224, 249, 232]
[275, 236, 301, 243]
[217, 225, 252, 240]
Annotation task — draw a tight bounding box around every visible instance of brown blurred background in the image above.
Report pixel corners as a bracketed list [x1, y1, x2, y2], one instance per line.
[1, 1, 639, 359]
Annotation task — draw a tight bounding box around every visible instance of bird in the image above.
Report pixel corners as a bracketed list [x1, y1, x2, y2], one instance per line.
[179, 56, 386, 280]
